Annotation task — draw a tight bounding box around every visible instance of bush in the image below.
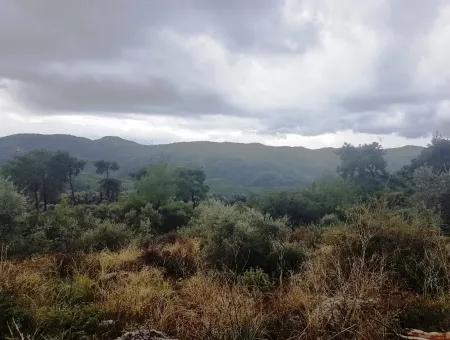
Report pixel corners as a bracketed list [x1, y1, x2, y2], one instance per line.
[158, 200, 193, 233]
[186, 200, 305, 276]
[324, 200, 450, 295]
[0, 178, 26, 246]
[239, 268, 272, 292]
[251, 178, 359, 226]
[79, 221, 131, 251]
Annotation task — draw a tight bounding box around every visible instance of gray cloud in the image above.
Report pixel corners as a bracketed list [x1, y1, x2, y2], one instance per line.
[1, 0, 450, 139]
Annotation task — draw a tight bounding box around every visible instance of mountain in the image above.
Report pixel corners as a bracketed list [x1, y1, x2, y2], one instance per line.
[0, 134, 424, 193]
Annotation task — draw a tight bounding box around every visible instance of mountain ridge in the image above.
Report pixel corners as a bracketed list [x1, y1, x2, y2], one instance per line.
[0, 133, 424, 193]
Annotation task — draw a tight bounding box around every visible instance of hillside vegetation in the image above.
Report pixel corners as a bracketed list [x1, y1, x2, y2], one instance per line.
[0, 134, 423, 193]
[0, 136, 449, 339]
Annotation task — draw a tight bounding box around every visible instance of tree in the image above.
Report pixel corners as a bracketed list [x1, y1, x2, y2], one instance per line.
[175, 168, 209, 207]
[411, 135, 450, 174]
[2, 150, 86, 210]
[0, 178, 26, 240]
[98, 178, 122, 202]
[336, 142, 388, 191]
[48, 152, 86, 204]
[412, 167, 450, 232]
[94, 160, 119, 179]
[2, 150, 54, 210]
[94, 160, 121, 202]
[135, 164, 176, 209]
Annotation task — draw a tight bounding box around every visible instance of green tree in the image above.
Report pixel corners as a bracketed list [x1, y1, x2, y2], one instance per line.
[411, 135, 450, 174]
[0, 177, 26, 242]
[94, 160, 121, 202]
[175, 168, 209, 207]
[94, 160, 119, 179]
[3, 151, 85, 210]
[135, 164, 177, 209]
[99, 178, 122, 202]
[48, 151, 86, 204]
[336, 142, 388, 191]
[3, 150, 53, 210]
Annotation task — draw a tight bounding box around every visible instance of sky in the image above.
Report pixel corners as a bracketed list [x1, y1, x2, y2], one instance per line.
[0, 0, 449, 148]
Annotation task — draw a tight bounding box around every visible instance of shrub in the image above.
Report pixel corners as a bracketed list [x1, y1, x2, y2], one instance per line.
[0, 178, 26, 225]
[79, 221, 131, 251]
[239, 268, 272, 292]
[158, 200, 193, 233]
[251, 178, 359, 226]
[186, 200, 305, 276]
[325, 201, 450, 294]
[141, 238, 200, 278]
[0, 178, 26, 248]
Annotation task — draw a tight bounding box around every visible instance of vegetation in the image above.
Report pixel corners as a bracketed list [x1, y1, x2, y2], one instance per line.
[0, 136, 449, 339]
[0, 134, 423, 193]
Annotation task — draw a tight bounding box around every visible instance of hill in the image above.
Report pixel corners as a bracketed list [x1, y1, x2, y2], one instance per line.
[0, 134, 424, 193]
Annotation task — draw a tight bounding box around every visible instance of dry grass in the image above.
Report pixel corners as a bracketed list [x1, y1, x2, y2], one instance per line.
[1, 203, 449, 339]
[163, 273, 265, 339]
[98, 268, 173, 326]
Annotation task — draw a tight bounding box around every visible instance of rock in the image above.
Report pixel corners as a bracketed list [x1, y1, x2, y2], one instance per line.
[99, 319, 115, 327]
[115, 329, 178, 340]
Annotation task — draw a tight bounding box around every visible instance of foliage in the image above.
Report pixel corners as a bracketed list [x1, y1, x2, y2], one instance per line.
[1, 136, 450, 338]
[0, 134, 423, 193]
[186, 200, 305, 275]
[0, 178, 26, 237]
[48, 151, 86, 203]
[251, 178, 359, 225]
[336, 142, 388, 191]
[411, 167, 450, 230]
[94, 160, 119, 179]
[412, 135, 450, 174]
[325, 200, 449, 295]
[2, 150, 85, 210]
[158, 200, 193, 233]
[174, 167, 209, 207]
[79, 220, 131, 251]
[99, 178, 122, 202]
[135, 164, 177, 209]
[135, 165, 209, 209]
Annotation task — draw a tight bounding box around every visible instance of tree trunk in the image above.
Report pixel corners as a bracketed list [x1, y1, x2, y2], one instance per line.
[34, 190, 39, 212]
[69, 174, 75, 204]
[42, 176, 48, 211]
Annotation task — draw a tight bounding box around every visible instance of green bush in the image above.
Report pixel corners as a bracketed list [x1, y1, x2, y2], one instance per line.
[0, 178, 26, 245]
[239, 268, 272, 292]
[186, 200, 305, 276]
[251, 178, 359, 226]
[325, 201, 450, 295]
[79, 221, 131, 251]
[158, 200, 193, 233]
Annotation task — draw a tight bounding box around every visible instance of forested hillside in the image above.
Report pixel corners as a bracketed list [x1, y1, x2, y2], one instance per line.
[0, 134, 423, 193]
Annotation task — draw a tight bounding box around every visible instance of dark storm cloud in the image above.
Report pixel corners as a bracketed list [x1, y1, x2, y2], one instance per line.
[1, 0, 450, 138]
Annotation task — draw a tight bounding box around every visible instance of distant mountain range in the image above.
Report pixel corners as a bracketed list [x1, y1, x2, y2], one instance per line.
[0, 134, 424, 193]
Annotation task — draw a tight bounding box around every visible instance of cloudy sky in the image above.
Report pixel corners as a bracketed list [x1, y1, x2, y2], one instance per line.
[1, 0, 449, 148]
